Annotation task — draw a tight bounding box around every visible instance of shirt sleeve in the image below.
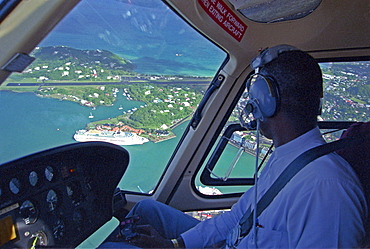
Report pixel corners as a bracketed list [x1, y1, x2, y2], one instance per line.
[181, 189, 253, 248]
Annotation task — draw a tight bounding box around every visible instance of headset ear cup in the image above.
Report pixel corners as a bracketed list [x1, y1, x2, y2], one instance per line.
[247, 74, 279, 119]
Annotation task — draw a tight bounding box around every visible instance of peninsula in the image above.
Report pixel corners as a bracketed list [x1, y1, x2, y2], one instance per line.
[2, 46, 209, 143]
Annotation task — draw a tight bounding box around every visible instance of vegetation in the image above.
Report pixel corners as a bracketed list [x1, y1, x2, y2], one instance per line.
[321, 62, 369, 122]
[18, 46, 136, 82]
[86, 84, 203, 132]
[126, 84, 203, 128]
[34, 85, 121, 106]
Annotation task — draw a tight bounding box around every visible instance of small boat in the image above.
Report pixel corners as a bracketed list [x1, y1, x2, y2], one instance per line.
[88, 112, 94, 118]
[118, 105, 123, 110]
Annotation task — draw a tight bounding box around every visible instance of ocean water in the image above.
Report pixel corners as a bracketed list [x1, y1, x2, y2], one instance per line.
[0, 90, 176, 191]
[0, 90, 139, 162]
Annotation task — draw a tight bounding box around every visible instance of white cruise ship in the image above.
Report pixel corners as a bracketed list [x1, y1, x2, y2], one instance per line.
[74, 129, 149, 145]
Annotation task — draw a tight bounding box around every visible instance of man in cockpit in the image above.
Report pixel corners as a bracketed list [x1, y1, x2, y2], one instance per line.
[101, 45, 367, 248]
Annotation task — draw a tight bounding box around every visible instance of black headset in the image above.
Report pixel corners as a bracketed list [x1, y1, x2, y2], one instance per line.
[244, 44, 299, 121]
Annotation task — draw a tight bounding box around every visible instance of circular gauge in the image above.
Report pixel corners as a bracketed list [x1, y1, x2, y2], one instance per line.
[28, 231, 48, 247]
[29, 171, 39, 187]
[46, 190, 58, 212]
[9, 178, 21, 194]
[45, 166, 55, 182]
[20, 200, 38, 225]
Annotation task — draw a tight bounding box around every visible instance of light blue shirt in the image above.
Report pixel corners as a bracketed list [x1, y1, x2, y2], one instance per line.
[181, 127, 367, 248]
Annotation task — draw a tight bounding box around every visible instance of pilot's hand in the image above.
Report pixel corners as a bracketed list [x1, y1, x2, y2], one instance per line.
[128, 224, 174, 248]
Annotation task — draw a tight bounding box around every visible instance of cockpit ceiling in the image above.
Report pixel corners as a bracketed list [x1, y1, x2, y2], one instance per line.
[228, 0, 322, 23]
[166, 0, 370, 64]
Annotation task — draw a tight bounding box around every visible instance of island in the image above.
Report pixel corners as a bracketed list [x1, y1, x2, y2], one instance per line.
[2, 46, 210, 143]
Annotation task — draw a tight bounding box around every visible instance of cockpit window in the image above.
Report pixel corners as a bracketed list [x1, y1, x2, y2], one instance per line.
[228, 0, 322, 23]
[0, 0, 226, 195]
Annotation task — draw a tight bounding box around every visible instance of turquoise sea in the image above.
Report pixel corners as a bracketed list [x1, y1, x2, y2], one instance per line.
[0, 90, 178, 191]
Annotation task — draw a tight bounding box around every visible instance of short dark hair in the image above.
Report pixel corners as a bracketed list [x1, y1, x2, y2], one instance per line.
[260, 50, 323, 123]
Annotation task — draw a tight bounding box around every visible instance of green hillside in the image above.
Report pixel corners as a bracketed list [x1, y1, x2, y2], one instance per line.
[8, 46, 136, 82]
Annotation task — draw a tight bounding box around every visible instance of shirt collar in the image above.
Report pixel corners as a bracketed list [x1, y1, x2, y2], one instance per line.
[273, 126, 325, 158]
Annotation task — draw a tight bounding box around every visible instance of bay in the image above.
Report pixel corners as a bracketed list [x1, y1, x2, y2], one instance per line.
[0, 90, 141, 163]
[0, 90, 255, 193]
[0, 90, 187, 193]
[0, 89, 255, 248]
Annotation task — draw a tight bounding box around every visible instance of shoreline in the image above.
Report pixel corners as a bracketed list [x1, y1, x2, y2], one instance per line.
[1, 82, 201, 145]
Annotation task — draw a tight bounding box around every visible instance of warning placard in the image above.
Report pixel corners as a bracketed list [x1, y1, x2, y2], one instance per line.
[198, 0, 247, 42]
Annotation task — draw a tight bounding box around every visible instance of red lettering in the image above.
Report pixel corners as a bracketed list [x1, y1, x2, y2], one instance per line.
[198, 0, 247, 42]
[209, 5, 224, 22]
[200, 0, 210, 9]
[216, 2, 227, 15]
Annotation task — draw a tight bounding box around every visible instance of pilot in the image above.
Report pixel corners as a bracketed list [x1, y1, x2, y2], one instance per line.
[101, 45, 367, 248]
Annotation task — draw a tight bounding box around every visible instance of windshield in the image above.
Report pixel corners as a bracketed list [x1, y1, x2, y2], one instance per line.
[0, 0, 226, 195]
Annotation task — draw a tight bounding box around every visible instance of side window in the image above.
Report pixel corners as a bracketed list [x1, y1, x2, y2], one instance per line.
[0, 0, 226, 194]
[196, 61, 370, 195]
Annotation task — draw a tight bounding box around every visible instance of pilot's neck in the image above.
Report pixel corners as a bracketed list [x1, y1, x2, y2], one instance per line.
[265, 115, 317, 148]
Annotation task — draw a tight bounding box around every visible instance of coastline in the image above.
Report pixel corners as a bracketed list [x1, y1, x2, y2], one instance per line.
[152, 134, 176, 143]
[2, 83, 201, 144]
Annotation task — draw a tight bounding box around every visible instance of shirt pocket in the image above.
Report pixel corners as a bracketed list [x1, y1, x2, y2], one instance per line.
[245, 227, 283, 248]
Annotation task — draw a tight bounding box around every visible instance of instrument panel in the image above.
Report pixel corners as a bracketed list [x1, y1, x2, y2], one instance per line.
[0, 142, 129, 248]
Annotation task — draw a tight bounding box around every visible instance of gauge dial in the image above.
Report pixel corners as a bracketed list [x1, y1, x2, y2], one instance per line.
[28, 231, 48, 247]
[20, 200, 38, 224]
[46, 190, 58, 212]
[29, 171, 38, 187]
[45, 166, 55, 182]
[9, 178, 21, 194]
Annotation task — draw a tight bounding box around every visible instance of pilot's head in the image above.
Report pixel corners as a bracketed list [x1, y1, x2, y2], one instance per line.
[246, 45, 323, 125]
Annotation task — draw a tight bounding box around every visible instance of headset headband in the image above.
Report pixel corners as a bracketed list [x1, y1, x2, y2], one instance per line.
[251, 44, 299, 71]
